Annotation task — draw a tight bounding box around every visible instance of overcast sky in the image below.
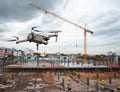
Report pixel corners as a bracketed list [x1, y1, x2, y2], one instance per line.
[0, 0, 120, 55]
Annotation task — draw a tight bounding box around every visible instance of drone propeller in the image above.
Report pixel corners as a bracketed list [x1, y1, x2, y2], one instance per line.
[31, 26, 40, 30]
[49, 30, 62, 42]
[5, 36, 19, 44]
[5, 39, 16, 42]
[49, 30, 62, 33]
[33, 30, 42, 32]
[32, 26, 42, 32]
[12, 36, 19, 40]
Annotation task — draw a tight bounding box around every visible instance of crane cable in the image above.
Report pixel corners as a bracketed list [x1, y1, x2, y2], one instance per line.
[75, 27, 78, 48]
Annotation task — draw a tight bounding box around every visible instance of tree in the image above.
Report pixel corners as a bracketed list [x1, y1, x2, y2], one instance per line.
[33, 52, 40, 58]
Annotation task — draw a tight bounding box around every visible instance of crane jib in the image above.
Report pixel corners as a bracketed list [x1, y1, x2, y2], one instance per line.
[30, 3, 93, 34]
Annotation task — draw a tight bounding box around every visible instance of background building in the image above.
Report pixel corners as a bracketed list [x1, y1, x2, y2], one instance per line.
[24, 48, 34, 57]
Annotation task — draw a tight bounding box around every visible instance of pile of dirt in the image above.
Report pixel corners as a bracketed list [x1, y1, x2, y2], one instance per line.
[37, 72, 42, 78]
[43, 74, 56, 84]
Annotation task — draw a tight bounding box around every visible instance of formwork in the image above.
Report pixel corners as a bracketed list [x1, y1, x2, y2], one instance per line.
[3, 65, 120, 73]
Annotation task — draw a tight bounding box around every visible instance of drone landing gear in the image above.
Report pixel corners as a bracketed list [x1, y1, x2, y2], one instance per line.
[36, 44, 39, 50]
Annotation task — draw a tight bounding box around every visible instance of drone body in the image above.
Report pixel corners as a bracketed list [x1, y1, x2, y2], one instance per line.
[9, 27, 62, 50]
[27, 33, 48, 45]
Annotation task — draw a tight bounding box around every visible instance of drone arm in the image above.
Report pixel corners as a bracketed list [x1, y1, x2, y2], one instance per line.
[48, 34, 58, 42]
[16, 39, 28, 44]
[36, 44, 39, 50]
[48, 34, 57, 38]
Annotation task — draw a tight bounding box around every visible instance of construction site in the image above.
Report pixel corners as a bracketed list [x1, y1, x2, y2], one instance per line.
[0, 0, 120, 92]
[0, 60, 120, 92]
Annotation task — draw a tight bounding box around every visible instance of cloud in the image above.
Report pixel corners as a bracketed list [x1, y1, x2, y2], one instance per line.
[0, 0, 67, 40]
[0, 28, 6, 33]
[0, 0, 65, 22]
[0, 0, 120, 55]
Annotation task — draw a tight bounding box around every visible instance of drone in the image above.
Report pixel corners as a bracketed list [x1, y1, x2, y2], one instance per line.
[8, 27, 62, 50]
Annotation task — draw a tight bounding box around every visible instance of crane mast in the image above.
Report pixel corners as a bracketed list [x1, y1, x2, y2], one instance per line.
[30, 3, 94, 64]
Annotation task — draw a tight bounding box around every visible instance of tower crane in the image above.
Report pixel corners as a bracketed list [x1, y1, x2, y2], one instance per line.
[30, 3, 94, 64]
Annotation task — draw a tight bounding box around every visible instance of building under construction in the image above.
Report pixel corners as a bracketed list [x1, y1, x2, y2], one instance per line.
[2, 62, 120, 73]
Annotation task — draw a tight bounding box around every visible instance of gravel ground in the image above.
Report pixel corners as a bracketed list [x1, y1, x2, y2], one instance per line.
[0, 72, 120, 92]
